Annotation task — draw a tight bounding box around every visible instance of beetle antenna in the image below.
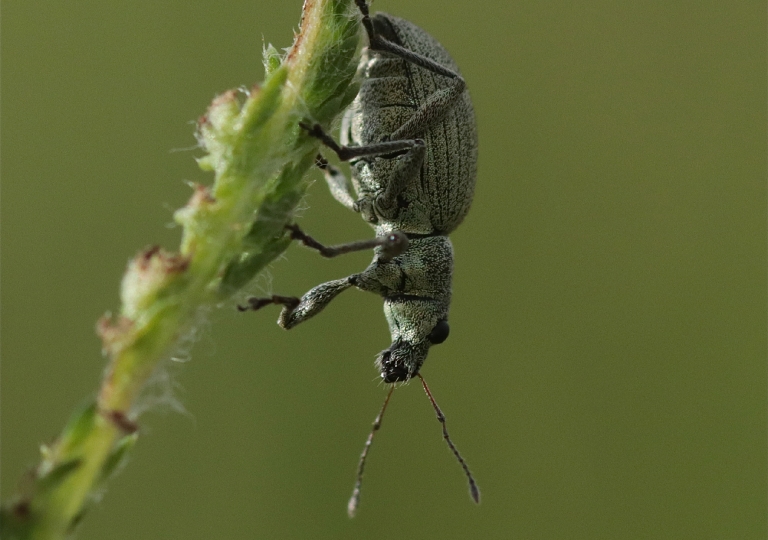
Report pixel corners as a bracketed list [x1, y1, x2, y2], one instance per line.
[418, 374, 480, 504]
[348, 385, 395, 518]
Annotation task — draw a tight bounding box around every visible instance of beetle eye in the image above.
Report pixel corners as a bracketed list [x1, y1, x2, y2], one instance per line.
[428, 319, 450, 344]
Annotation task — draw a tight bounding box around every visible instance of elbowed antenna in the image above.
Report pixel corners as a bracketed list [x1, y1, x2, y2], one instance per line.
[418, 374, 481, 504]
[347, 377, 479, 517]
[347, 385, 396, 518]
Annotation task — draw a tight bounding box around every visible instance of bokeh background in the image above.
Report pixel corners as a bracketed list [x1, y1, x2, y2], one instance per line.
[2, 1, 765, 538]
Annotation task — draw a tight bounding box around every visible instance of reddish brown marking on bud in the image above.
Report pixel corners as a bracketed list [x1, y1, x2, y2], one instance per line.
[286, 0, 315, 62]
[138, 245, 162, 267]
[12, 500, 30, 519]
[100, 409, 139, 434]
[209, 89, 238, 110]
[96, 315, 136, 387]
[96, 314, 134, 351]
[166, 254, 190, 273]
[187, 183, 216, 207]
[137, 245, 190, 275]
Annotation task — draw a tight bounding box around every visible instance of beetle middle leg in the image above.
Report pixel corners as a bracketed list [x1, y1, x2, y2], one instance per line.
[238, 225, 407, 327]
[285, 222, 408, 262]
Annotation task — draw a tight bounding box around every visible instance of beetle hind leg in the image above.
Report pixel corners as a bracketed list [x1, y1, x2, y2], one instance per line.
[352, 1, 467, 141]
[354, 0, 463, 82]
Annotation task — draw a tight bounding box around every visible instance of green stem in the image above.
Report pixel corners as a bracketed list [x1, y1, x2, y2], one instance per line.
[1, 1, 361, 538]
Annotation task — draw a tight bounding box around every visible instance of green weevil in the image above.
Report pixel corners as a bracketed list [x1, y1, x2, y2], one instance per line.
[240, 0, 479, 515]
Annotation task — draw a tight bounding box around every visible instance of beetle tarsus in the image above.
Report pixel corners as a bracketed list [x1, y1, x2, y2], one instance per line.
[237, 295, 299, 312]
[314, 154, 329, 169]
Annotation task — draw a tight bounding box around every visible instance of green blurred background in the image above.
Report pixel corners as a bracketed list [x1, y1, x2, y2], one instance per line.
[2, 1, 765, 538]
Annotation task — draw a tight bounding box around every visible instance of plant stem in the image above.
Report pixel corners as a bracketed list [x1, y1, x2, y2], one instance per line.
[1, 1, 361, 538]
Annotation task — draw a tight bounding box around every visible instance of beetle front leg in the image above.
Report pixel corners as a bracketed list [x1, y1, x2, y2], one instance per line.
[239, 258, 394, 330]
[239, 277, 355, 330]
[238, 295, 299, 314]
[278, 277, 355, 329]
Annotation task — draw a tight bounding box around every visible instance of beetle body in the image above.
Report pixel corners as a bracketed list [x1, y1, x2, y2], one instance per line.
[241, 0, 481, 512]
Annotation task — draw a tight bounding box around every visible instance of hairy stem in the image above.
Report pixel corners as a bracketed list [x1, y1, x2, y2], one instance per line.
[1, 1, 361, 538]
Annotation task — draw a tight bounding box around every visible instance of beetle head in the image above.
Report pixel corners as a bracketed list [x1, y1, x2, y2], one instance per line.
[377, 340, 428, 383]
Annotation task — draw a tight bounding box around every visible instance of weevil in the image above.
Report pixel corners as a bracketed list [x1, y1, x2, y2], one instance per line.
[240, 0, 479, 515]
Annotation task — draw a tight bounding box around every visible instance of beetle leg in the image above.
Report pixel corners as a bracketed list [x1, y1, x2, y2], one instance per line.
[355, 0, 464, 81]
[354, 0, 467, 140]
[285, 223, 408, 262]
[240, 256, 399, 330]
[300, 122, 416, 161]
[375, 140, 426, 218]
[238, 294, 300, 313]
[389, 78, 466, 141]
[238, 277, 355, 329]
[276, 277, 356, 329]
[314, 154, 356, 211]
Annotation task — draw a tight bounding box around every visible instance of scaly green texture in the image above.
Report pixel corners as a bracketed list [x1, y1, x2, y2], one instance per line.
[0, 1, 361, 538]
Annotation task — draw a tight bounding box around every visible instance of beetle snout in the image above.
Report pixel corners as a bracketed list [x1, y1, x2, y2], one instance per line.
[376, 341, 429, 383]
[380, 352, 411, 383]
